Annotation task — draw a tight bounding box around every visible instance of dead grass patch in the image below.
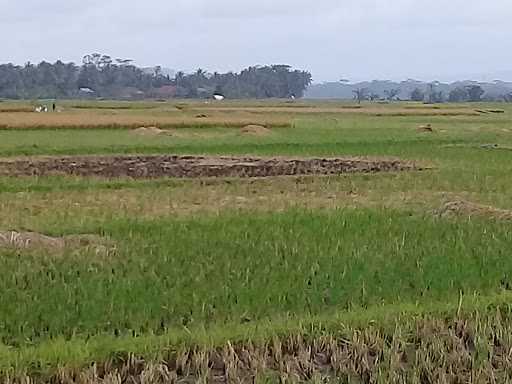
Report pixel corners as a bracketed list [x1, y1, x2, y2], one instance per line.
[132, 127, 174, 136]
[437, 200, 512, 220]
[239, 124, 271, 136]
[0, 230, 115, 255]
[0, 179, 451, 232]
[0, 112, 292, 129]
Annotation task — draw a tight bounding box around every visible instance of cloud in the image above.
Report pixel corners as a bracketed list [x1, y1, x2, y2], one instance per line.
[0, 0, 102, 22]
[1, 0, 512, 81]
[200, 0, 340, 19]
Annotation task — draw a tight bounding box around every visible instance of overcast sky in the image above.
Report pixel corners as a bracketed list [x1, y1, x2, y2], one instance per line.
[1, 0, 512, 82]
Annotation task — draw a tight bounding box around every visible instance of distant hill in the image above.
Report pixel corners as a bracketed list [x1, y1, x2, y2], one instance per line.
[305, 79, 512, 101]
[433, 71, 512, 83]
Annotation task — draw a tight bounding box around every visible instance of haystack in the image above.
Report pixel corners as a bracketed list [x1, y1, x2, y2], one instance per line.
[132, 127, 172, 136]
[417, 124, 433, 133]
[240, 125, 271, 136]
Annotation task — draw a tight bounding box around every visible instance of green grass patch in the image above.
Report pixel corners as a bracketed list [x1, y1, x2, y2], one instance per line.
[2, 291, 512, 376]
[1, 209, 512, 349]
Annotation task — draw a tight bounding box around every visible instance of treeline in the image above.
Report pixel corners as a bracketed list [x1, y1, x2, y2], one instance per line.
[307, 80, 512, 102]
[410, 84, 511, 103]
[0, 54, 312, 99]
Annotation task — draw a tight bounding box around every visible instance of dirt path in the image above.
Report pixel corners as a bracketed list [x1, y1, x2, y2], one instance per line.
[0, 155, 421, 178]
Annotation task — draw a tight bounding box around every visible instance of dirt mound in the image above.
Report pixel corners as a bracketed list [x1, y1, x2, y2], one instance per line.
[0, 155, 422, 179]
[240, 124, 271, 136]
[0, 231, 115, 254]
[417, 124, 433, 133]
[132, 127, 173, 136]
[0, 155, 422, 178]
[438, 200, 512, 220]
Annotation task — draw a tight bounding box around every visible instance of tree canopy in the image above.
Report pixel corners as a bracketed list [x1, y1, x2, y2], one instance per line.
[449, 85, 485, 102]
[0, 54, 312, 100]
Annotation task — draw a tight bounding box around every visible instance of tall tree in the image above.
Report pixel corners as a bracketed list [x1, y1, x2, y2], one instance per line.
[465, 85, 484, 102]
[384, 88, 401, 101]
[410, 88, 425, 102]
[353, 88, 369, 104]
[0, 55, 312, 100]
[449, 87, 468, 102]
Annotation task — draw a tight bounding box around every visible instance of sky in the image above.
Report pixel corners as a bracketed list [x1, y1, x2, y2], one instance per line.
[1, 0, 512, 83]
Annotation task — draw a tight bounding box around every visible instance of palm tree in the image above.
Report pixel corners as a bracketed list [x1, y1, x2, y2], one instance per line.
[353, 88, 369, 104]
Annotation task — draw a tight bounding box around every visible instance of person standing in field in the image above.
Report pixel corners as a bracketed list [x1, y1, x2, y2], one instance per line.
[52, 102, 56, 112]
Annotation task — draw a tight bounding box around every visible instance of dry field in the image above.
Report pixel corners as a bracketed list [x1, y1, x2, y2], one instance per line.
[0, 100, 499, 129]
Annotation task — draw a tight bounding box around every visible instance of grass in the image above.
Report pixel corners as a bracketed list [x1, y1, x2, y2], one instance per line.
[2, 292, 512, 376]
[3, 208, 512, 344]
[1, 100, 512, 381]
[0, 114, 510, 159]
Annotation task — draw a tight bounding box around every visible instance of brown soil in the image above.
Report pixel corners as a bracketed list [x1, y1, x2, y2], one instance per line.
[438, 200, 512, 220]
[0, 155, 421, 179]
[240, 124, 271, 136]
[0, 231, 115, 254]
